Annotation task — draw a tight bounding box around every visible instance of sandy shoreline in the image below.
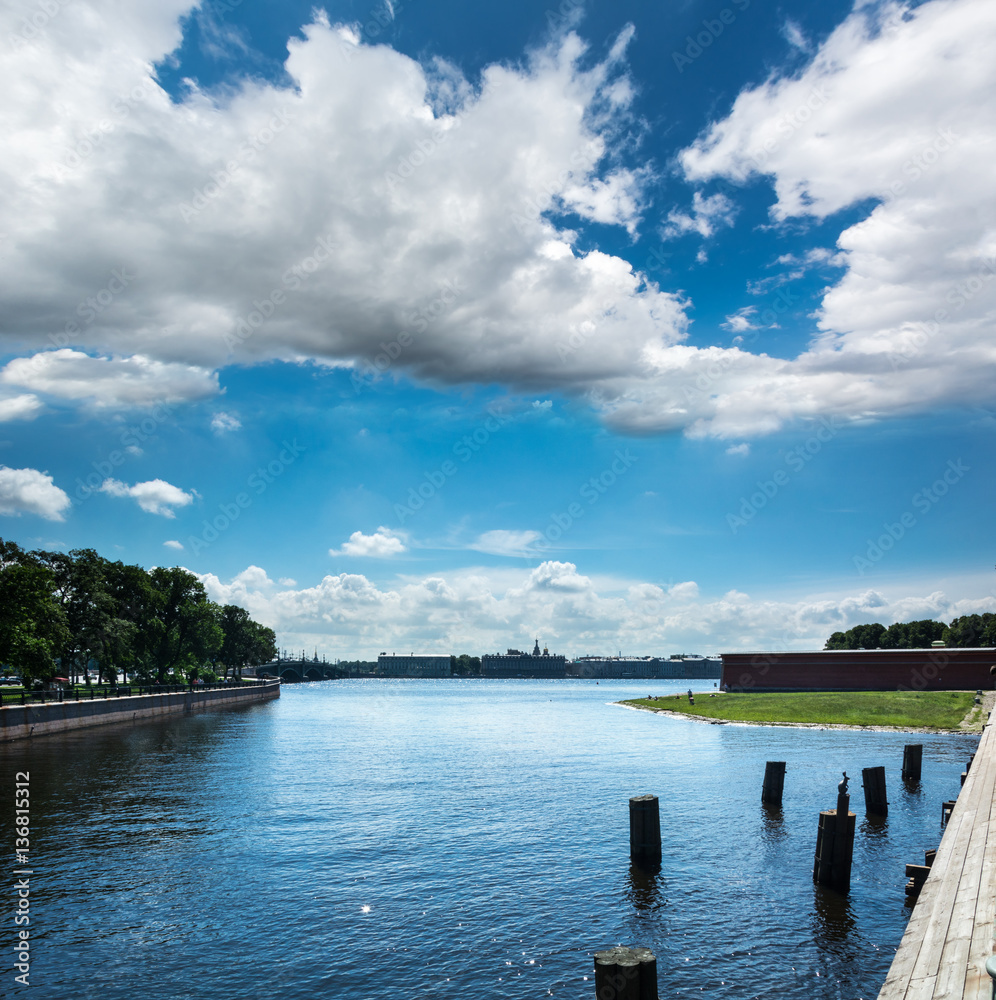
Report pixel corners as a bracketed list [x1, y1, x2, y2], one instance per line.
[615, 693, 994, 735]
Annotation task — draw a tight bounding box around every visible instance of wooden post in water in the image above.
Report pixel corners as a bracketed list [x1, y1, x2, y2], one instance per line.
[629, 795, 662, 867]
[593, 946, 658, 1000]
[761, 762, 786, 806]
[902, 743, 923, 781]
[861, 766, 888, 816]
[814, 773, 856, 893]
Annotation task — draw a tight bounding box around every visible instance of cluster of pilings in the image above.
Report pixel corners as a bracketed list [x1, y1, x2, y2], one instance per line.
[593, 740, 974, 994]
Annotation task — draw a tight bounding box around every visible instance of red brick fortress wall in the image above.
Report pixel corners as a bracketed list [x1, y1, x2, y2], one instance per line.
[720, 648, 996, 692]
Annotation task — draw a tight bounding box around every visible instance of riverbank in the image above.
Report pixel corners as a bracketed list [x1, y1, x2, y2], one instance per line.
[0, 680, 280, 741]
[620, 689, 989, 732]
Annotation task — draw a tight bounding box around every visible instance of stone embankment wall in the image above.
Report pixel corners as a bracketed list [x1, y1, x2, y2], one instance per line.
[0, 681, 280, 742]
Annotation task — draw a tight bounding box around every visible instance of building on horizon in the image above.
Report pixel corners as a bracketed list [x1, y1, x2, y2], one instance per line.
[482, 639, 567, 678]
[568, 656, 672, 679]
[671, 655, 722, 679]
[567, 655, 722, 679]
[377, 654, 451, 678]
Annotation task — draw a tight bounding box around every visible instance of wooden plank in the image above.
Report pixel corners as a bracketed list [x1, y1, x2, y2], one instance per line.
[965, 741, 996, 1000]
[939, 721, 996, 999]
[932, 728, 996, 998]
[878, 721, 996, 1000]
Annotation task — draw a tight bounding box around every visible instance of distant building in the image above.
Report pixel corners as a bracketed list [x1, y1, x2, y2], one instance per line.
[568, 657, 674, 679]
[673, 655, 723, 679]
[482, 639, 567, 678]
[377, 654, 451, 678]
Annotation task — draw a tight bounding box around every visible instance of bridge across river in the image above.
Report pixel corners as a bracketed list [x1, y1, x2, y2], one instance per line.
[256, 658, 347, 682]
[878, 718, 996, 999]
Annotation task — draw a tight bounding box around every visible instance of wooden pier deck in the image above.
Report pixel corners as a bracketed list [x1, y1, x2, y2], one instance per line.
[878, 721, 996, 1000]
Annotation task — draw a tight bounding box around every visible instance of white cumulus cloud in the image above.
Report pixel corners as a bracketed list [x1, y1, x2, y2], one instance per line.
[0, 0, 993, 440]
[0, 466, 71, 521]
[211, 411, 241, 433]
[330, 527, 407, 558]
[192, 560, 996, 660]
[1, 351, 219, 407]
[99, 478, 197, 517]
[0, 394, 42, 422]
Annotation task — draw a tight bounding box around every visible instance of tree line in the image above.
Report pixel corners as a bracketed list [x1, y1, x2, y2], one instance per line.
[825, 615, 996, 650]
[335, 655, 482, 675]
[0, 538, 276, 687]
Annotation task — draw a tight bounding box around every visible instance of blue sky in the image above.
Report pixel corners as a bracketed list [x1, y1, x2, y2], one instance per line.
[1, 0, 994, 657]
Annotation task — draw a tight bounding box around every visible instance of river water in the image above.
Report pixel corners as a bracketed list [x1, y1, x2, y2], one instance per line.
[1, 679, 979, 999]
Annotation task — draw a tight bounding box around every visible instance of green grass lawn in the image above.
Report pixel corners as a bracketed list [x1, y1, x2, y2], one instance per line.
[622, 690, 979, 729]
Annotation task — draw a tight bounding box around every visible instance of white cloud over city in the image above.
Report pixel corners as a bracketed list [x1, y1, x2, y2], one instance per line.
[196, 560, 996, 659]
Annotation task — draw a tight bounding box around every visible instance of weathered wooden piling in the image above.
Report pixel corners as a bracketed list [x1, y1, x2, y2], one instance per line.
[942, 799, 956, 826]
[761, 761, 786, 806]
[904, 847, 936, 898]
[593, 946, 658, 1000]
[629, 795, 662, 867]
[861, 765, 888, 816]
[962, 752, 975, 785]
[814, 773, 856, 893]
[902, 743, 923, 781]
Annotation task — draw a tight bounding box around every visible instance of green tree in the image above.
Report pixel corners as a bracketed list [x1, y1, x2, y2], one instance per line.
[147, 568, 223, 682]
[102, 561, 159, 682]
[825, 631, 849, 650]
[943, 614, 996, 647]
[879, 619, 946, 648]
[826, 623, 887, 650]
[35, 548, 115, 683]
[0, 538, 277, 687]
[219, 605, 277, 679]
[0, 546, 69, 686]
[450, 653, 482, 676]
